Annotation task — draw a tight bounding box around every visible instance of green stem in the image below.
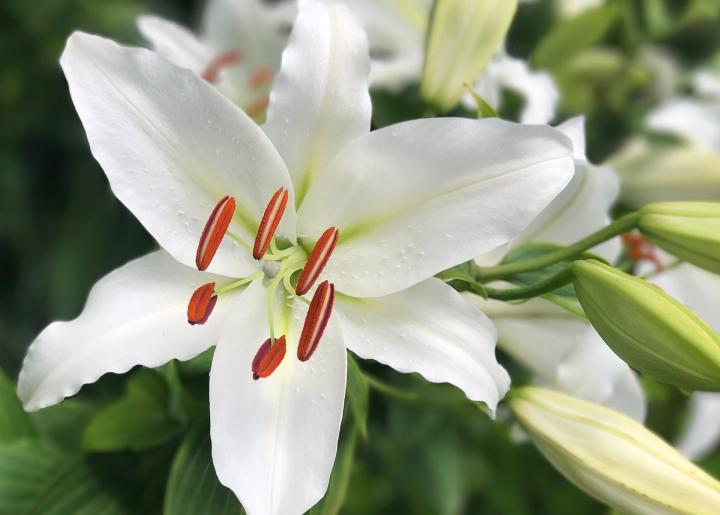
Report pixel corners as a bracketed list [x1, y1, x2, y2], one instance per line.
[364, 374, 419, 401]
[474, 212, 640, 281]
[484, 267, 573, 301]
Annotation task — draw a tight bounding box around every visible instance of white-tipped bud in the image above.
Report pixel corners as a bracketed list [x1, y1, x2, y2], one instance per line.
[511, 387, 720, 514]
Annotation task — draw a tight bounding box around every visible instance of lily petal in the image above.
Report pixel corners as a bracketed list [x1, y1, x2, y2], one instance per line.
[299, 118, 574, 297]
[210, 280, 346, 515]
[18, 251, 231, 412]
[60, 32, 295, 277]
[516, 118, 620, 261]
[477, 296, 645, 420]
[676, 392, 720, 461]
[647, 98, 720, 152]
[137, 15, 212, 73]
[263, 0, 372, 202]
[335, 278, 510, 414]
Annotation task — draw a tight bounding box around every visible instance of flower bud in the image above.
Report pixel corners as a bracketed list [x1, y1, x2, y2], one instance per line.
[510, 387, 720, 514]
[420, 0, 517, 112]
[571, 259, 720, 391]
[639, 202, 720, 274]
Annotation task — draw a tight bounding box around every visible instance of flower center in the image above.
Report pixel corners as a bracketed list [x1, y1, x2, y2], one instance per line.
[622, 233, 663, 271]
[185, 191, 339, 379]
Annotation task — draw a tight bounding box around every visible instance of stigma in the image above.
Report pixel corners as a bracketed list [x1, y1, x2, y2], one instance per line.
[196, 195, 236, 271]
[252, 336, 287, 380]
[296, 227, 339, 295]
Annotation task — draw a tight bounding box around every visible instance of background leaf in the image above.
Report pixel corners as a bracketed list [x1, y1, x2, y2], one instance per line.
[0, 368, 35, 442]
[346, 354, 369, 441]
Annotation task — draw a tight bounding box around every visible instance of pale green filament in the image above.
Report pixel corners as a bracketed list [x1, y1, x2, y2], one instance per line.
[216, 272, 264, 295]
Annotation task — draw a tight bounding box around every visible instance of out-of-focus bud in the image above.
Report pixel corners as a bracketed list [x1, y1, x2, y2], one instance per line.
[609, 139, 720, 207]
[639, 202, 720, 274]
[420, 0, 517, 112]
[510, 386, 720, 514]
[571, 259, 720, 391]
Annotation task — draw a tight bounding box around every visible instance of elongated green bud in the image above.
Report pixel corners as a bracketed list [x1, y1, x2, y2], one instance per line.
[420, 0, 517, 112]
[639, 202, 720, 274]
[571, 259, 720, 391]
[510, 387, 720, 514]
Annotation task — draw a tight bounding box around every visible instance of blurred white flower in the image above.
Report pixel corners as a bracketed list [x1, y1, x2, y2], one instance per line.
[138, 0, 290, 118]
[468, 118, 645, 419]
[18, 1, 578, 513]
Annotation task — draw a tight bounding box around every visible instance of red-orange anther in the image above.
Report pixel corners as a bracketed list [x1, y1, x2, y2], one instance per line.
[187, 282, 217, 325]
[245, 96, 270, 119]
[201, 50, 242, 83]
[252, 336, 287, 380]
[249, 68, 273, 89]
[297, 281, 334, 362]
[296, 227, 339, 295]
[196, 195, 236, 271]
[253, 187, 289, 259]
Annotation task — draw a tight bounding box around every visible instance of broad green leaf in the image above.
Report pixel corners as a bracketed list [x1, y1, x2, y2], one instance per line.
[308, 428, 358, 515]
[164, 421, 243, 515]
[0, 368, 35, 442]
[82, 369, 181, 452]
[31, 398, 96, 452]
[177, 347, 215, 377]
[24, 454, 131, 515]
[0, 440, 65, 514]
[533, 4, 619, 69]
[346, 354, 369, 441]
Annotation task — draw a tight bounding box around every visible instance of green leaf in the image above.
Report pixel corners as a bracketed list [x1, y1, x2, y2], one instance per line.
[532, 4, 619, 69]
[500, 244, 592, 319]
[0, 440, 65, 514]
[463, 83, 499, 119]
[176, 347, 215, 377]
[24, 454, 131, 515]
[164, 421, 244, 515]
[308, 428, 358, 515]
[82, 369, 181, 452]
[346, 354, 369, 441]
[0, 368, 35, 442]
[31, 399, 96, 452]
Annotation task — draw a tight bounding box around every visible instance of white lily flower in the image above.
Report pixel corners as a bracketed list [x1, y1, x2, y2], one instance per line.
[17, 1, 575, 513]
[521, 0, 605, 18]
[137, 0, 289, 118]
[468, 118, 645, 419]
[648, 263, 720, 460]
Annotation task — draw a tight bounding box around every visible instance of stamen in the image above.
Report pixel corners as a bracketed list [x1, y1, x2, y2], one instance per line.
[201, 50, 242, 83]
[622, 233, 663, 271]
[297, 281, 334, 362]
[187, 282, 217, 325]
[249, 68, 273, 89]
[245, 96, 270, 119]
[296, 227, 339, 295]
[253, 187, 289, 260]
[252, 336, 287, 380]
[196, 195, 236, 271]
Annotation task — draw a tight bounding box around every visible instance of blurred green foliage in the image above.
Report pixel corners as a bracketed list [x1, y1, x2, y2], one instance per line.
[2, 0, 720, 514]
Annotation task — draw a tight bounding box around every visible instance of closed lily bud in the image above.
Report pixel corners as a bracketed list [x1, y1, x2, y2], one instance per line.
[639, 202, 720, 274]
[420, 0, 517, 112]
[571, 259, 720, 391]
[510, 387, 720, 515]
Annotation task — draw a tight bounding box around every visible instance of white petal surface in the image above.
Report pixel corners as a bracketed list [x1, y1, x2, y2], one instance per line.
[61, 32, 295, 277]
[676, 393, 720, 460]
[335, 278, 510, 414]
[476, 296, 645, 420]
[513, 119, 621, 261]
[647, 98, 720, 152]
[18, 251, 232, 411]
[299, 118, 574, 297]
[263, 0, 372, 201]
[210, 280, 346, 515]
[137, 15, 211, 73]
